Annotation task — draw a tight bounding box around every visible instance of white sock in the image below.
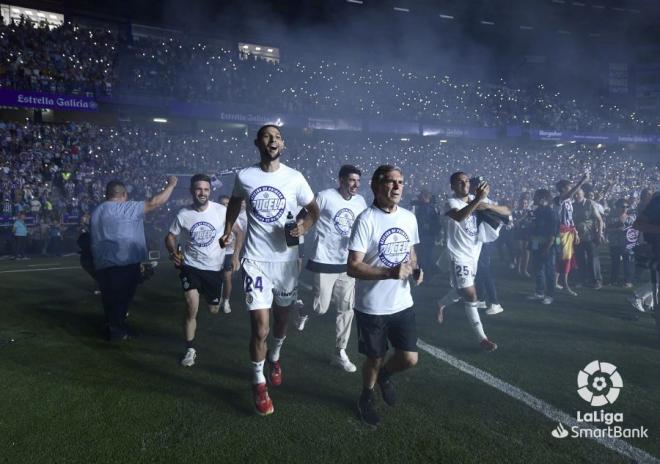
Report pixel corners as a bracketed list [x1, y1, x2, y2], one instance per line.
[464, 301, 487, 341]
[252, 360, 265, 384]
[439, 289, 460, 308]
[269, 336, 286, 362]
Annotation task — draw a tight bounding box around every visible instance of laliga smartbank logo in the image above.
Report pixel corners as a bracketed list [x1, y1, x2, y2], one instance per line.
[551, 360, 648, 439]
[577, 360, 622, 406]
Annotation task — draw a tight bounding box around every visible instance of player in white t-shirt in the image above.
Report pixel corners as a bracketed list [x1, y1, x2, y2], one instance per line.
[165, 174, 228, 367]
[220, 125, 320, 416]
[296, 164, 368, 372]
[438, 172, 508, 352]
[218, 196, 247, 314]
[348, 165, 423, 428]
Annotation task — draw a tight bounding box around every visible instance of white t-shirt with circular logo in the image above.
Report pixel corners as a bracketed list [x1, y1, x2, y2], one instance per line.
[232, 163, 314, 263]
[169, 201, 227, 271]
[308, 188, 368, 266]
[445, 195, 483, 264]
[348, 205, 419, 315]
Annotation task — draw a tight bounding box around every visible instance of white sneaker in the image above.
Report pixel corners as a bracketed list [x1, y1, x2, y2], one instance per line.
[527, 293, 544, 301]
[627, 295, 645, 313]
[222, 299, 231, 314]
[485, 304, 504, 315]
[181, 348, 196, 367]
[331, 349, 357, 372]
[476, 301, 487, 309]
[296, 315, 308, 331]
[542, 297, 554, 305]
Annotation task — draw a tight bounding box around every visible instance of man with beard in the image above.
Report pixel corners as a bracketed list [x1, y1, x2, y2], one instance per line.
[220, 125, 320, 416]
[166, 174, 228, 367]
[296, 164, 368, 373]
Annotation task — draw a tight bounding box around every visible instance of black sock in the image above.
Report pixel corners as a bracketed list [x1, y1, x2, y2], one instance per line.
[186, 340, 194, 350]
[361, 387, 374, 400]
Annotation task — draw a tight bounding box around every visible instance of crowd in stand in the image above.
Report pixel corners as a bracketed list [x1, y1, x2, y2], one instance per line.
[0, 18, 118, 96]
[0, 18, 657, 132]
[2, 121, 657, 223]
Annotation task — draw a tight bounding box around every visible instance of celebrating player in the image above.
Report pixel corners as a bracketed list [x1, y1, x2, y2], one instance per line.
[296, 164, 368, 372]
[165, 174, 230, 367]
[221, 125, 320, 416]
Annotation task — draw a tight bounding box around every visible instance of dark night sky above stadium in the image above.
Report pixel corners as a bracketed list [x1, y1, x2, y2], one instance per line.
[21, 0, 660, 80]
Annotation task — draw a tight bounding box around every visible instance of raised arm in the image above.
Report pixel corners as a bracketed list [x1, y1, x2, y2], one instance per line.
[145, 176, 178, 214]
[559, 172, 589, 201]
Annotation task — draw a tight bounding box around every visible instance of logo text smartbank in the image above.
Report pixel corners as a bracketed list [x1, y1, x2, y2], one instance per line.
[551, 361, 649, 439]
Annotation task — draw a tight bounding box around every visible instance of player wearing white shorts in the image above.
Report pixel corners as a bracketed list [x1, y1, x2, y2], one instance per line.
[220, 125, 320, 416]
[348, 165, 423, 428]
[165, 174, 229, 367]
[438, 171, 507, 352]
[296, 164, 368, 372]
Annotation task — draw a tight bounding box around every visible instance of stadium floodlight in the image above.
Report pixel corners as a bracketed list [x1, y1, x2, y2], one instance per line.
[153, 118, 168, 123]
[439, 14, 454, 19]
[267, 48, 273, 52]
[346, 0, 364, 4]
[439, 139, 448, 143]
[555, 143, 564, 147]
[400, 137, 410, 141]
[242, 45, 248, 49]
[255, 47, 261, 51]
[480, 20, 495, 25]
[393, 7, 410, 12]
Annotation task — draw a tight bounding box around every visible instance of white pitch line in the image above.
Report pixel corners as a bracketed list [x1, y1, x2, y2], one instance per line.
[417, 339, 659, 464]
[0, 266, 80, 274]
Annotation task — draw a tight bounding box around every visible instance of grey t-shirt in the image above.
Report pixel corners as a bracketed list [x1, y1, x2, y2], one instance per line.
[91, 200, 146, 270]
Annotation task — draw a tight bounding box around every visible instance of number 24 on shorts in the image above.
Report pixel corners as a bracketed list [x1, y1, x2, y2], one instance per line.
[245, 276, 264, 293]
[455, 265, 471, 277]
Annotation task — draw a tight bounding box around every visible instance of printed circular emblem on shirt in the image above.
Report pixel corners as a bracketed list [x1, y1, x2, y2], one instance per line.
[378, 227, 410, 268]
[189, 221, 217, 247]
[625, 227, 639, 245]
[465, 216, 478, 237]
[333, 208, 355, 236]
[250, 186, 286, 223]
